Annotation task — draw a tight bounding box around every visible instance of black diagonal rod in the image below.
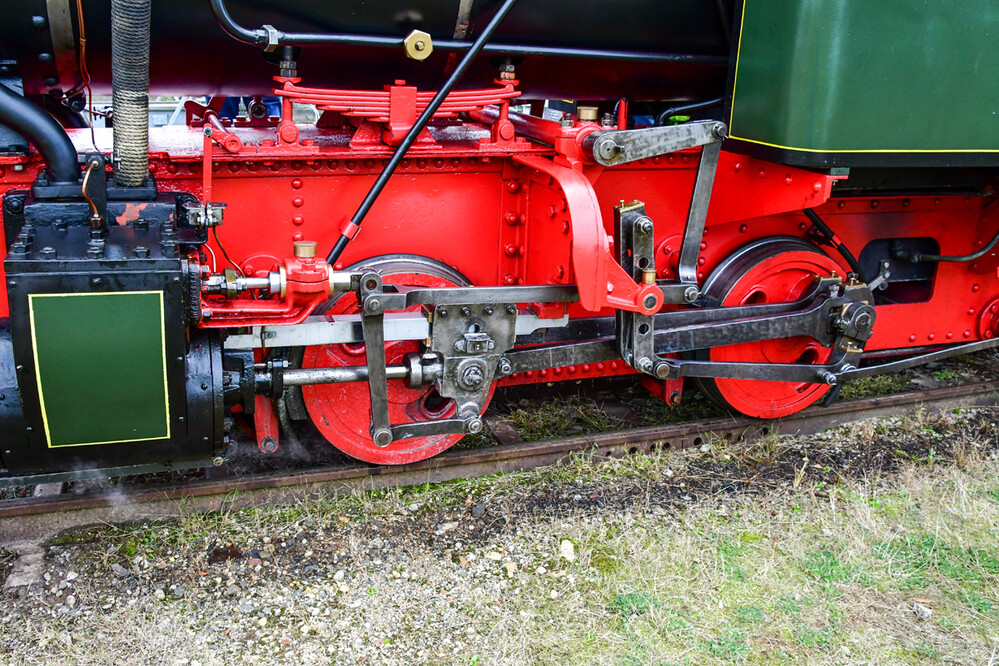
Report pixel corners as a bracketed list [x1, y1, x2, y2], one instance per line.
[325, 0, 519, 264]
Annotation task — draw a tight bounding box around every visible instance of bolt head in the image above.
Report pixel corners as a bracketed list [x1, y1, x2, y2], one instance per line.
[460, 365, 485, 389]
[466, 418, 483, 435]
[683, 286, 699, 303]
[404, 29, 433, 60]
[497, 358, 512, 375]
[373, 429, 393, 446]
[643, 294, 658, 310]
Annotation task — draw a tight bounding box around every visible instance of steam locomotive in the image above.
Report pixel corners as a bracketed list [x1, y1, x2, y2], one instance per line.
[1, 0, 997, 480]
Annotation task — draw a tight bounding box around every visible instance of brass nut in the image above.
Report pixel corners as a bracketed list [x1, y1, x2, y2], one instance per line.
[404, 30, 433, 61]
[293, 240, 317, 258]
[577, 106, 598, 122]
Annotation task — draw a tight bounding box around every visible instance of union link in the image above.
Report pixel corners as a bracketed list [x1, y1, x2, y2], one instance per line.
[197, 240, 349, 327]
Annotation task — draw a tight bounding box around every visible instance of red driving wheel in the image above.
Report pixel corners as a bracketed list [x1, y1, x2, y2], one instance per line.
[301, 257, 494, 465]
[695, 238, 845, 419]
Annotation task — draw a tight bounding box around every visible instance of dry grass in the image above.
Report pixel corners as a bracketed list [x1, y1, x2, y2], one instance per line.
[477, 448, 999, 664]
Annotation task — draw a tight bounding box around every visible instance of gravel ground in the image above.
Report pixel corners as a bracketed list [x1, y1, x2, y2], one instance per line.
[2, 407, 998, 664]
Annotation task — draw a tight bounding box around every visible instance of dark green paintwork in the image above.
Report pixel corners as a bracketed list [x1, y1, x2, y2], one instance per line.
[29, 291, 169, 447]
[730, 1, 999, 153]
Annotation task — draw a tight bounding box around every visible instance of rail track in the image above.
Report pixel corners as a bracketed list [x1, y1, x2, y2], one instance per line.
[1, 380, 998, 565]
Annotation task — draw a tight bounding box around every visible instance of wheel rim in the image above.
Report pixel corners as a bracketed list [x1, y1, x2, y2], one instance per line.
[697, 238, 843, 419]
[302, 261, 492, 464]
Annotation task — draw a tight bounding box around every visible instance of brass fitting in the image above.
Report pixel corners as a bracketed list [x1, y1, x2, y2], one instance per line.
[404, 30, 433, 61]
[293, 240, 317, 258]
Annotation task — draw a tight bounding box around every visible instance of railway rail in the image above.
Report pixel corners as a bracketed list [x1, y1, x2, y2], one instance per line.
[2, 380, 998, 577]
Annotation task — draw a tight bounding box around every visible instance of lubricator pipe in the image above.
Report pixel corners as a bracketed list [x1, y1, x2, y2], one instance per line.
[0, 85, 79, 184]
[111, 0, 151, 187]
[209, 0, 727, 65]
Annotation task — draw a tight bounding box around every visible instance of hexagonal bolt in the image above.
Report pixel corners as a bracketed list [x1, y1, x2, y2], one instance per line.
[372, 429, 393, 447]
[497, 358, 512, 375]
[637, 217, 654, 234]
[819, 371, 838, 386]
[636, 357, 654, 374]
[403, 30, 434, 60]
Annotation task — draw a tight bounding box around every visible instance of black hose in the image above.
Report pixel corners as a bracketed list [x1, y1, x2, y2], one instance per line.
[111, 0, 150, 187]
[896, 226, 999, 263]
[0, 85, 79, 184]
[803, 209, 866, 281]
[209, 0, 728, 65]
[326, 0, 519, 265]
[656, 97, 724, 126]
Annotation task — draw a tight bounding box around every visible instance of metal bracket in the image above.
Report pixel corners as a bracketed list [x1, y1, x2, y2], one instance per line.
[583, 121, 727, 167]
[429, 302, 517, 426]
[614, 201, 667, 377]
[183, 200, 227, 227]
[676, 139, 721, 287]
[356, 273, 520, 447]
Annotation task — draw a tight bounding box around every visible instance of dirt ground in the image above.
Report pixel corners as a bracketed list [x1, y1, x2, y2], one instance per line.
[1, 404, 997, 664]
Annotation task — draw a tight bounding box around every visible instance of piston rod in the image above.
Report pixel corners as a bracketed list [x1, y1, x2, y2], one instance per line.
[280, 365, 407, 386]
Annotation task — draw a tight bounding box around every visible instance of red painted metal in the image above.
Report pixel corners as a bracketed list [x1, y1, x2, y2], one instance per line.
[514, 154, 663, 315]
[1, 96, 997, 430]
[253, 395, 280, 453]
[198, 252, 332, 328]
[699, 245, 842, 418]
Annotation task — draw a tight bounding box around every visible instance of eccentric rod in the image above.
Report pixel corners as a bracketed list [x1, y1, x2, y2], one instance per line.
[209, 0, 727, 65]
[325, 0, 519, 265]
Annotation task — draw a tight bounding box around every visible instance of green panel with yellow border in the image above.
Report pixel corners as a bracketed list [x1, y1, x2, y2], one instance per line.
[29, 291, 170, 447]
[730, 1, 999, 157]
